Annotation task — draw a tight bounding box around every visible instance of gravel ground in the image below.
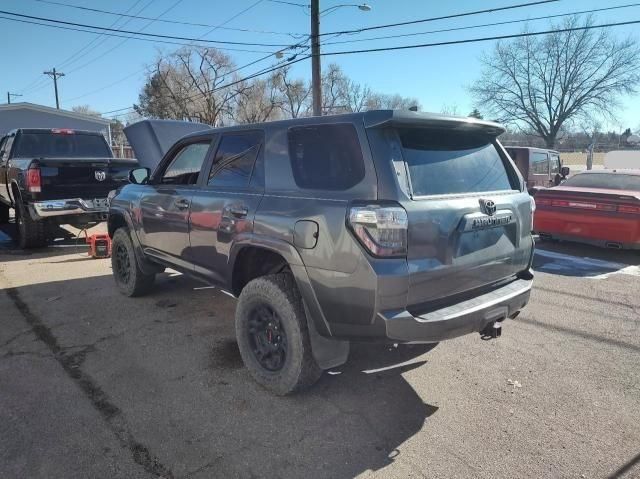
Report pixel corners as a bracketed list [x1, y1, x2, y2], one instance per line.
[1, 223, 639, 479]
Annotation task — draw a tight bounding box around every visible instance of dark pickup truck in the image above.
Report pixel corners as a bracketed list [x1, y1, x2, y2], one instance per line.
[0, 128, 137, 248]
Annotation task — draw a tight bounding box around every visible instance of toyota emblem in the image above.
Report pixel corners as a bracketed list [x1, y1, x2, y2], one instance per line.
[94, 170, 106, 182]
[480, 199, 497, 216]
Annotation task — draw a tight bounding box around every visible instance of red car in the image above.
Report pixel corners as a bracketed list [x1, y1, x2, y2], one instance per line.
[534, 170, 640, 250]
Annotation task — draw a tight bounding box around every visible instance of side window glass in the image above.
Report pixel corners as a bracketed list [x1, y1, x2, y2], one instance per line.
[208, 131, 262, 188]
[550, 154, 560, 175]
[288, 124, 365, 190]
[161, 142, 210, 185]
[531, 152, 549, 174]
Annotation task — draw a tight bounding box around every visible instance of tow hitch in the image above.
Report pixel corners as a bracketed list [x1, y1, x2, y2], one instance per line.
[480, 321, 502, 340]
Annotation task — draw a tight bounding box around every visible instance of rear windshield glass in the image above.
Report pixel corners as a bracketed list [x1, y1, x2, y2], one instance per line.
[288, 124, 365, 190]
[398, 128, 515, 196]
[14, 132, 110, 158]
[563, 173, 640, 191]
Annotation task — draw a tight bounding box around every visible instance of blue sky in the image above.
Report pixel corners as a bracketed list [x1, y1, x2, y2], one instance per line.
[1, 0, 639, 130]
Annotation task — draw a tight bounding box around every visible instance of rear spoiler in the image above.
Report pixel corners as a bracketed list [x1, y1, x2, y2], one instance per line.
[124, 119, 211, 170]
[363, 110, 505, 136]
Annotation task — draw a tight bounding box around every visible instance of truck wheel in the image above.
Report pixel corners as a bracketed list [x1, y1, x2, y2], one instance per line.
[15, 202, 47, 249]
[111, 227, 155, 297]
[235, 273, 322, 395]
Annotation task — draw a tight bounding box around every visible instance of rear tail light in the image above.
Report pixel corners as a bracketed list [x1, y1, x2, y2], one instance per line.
[618, 205, 640, 214]
[533, 197, 551, 206]
[348, 204, 408, 257]
[26, 168, 41, 193]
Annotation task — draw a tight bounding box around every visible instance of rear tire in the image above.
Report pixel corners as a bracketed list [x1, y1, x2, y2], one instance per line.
[15, 202, 47, 249]
[0, 203, 9, 224]
[235, 273, 322, 395]
[111, 227, 155, 297]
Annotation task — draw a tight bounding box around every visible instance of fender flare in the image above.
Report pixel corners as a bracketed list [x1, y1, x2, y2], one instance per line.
[229, 235, 349, 370]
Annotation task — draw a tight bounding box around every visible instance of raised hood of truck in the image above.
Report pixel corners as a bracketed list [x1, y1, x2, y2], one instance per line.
[123, 119, 210, 170]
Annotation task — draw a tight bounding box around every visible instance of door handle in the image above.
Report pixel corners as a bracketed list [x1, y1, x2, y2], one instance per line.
[228, 205, 248, 218]
[175, 198, 190, 210]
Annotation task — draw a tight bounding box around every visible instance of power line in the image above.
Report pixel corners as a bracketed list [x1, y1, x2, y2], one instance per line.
[321, 18, 640, 56]
[18, 0, 149, 95]
[322, 2, 640, 46]
[101, 53, 311, 118]
[65, 0, 185, 76]
[0, 15, 280, 53]
[319, 0, 561, 37]
[65, 1, 307, 105]
[31, 0, 306, 37]
[0, 9, 297, 47]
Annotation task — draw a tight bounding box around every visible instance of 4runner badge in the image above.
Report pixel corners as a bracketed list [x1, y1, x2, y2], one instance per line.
[94, 170, 106, 182]
[479, 199, 496, 216]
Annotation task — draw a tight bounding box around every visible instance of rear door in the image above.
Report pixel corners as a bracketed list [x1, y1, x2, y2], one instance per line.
[138, 139, 213, 269]
[375, 126, 532, 307]
[530, 150, 552, 187]
[188, 130, 264, 284]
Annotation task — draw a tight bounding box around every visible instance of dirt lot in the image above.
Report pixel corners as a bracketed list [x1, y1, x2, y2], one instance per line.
[1, 223, 639, 478]
[560, 151, 605, 166]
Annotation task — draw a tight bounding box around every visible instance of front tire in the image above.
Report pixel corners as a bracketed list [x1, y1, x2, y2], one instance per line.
[111, 227, 155, 297]
[235, 273, 322, 395]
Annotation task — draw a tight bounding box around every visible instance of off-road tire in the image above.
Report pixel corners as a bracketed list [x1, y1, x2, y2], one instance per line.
[15, 201, 47, 249]
[235, 273, 322, 395]
[111, 227, 155, 297]
[0, 203, 9, 224]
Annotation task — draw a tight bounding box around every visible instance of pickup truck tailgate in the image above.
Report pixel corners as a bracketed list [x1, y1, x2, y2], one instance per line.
[37, 157, 137, 199]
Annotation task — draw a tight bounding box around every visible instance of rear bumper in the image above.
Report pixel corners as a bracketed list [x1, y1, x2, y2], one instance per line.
[29, 198, 109, 220]
[379, 277, 532, 343]
[535, 210, 640, 248]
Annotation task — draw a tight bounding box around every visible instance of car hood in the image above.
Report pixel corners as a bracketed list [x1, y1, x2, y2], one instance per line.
[551, 185, 640, 198]
[123, 119, 210, 171]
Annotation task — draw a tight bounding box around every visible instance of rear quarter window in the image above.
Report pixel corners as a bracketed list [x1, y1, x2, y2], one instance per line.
[288, 124, 365, 190]
[398, 128, 516, 196]
[14, 132, 111, 158]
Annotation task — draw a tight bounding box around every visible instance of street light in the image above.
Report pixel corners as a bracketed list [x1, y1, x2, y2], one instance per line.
[311, 1, 371, 116]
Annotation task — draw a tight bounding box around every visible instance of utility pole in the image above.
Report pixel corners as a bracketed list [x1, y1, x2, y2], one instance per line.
[7, 92, 22, 104]
[43, 68, 65, 109]
[310, 0, 322, 116]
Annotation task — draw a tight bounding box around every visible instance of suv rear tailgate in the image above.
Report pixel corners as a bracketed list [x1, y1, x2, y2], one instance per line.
[366, 116, 533, 310]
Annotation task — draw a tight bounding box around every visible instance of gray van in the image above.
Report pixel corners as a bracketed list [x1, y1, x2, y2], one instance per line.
[109, 110, 535, 394]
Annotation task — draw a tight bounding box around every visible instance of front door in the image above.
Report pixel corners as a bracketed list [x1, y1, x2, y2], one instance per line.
[139, 140, 212, 269]
[188, 130, 264, 284]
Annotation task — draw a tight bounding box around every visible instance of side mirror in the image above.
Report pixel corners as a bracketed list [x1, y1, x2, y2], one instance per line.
[129, 167, 150, 185]
[561, 166, 570, 177]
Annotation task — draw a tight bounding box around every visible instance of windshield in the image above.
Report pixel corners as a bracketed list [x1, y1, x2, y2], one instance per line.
[563, 173, 640, 191]
[14, 132, 111, 158]
[397, 128, 515, 196]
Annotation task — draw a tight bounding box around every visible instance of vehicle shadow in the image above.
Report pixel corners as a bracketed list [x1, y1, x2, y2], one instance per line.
[1, 271, 438, 478]
[0, 221, 99, 262]
[534, 239, 639, 278]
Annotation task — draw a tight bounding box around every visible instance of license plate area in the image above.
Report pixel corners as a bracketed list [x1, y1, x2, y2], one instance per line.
[85, 198, 109, 209]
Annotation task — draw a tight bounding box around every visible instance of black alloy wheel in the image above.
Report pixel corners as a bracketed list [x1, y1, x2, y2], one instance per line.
[248, 305, 288, 372]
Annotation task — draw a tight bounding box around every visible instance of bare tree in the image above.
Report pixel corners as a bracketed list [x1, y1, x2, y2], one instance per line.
[366, 93, 420, 111]
[322, 63, 348, 114]
[471, 16, 640, 148]
[272, 66, 311, 118]
[71, 104, 101, 116]
[232, 74, 283, 124]
[135, 46, 249, 126]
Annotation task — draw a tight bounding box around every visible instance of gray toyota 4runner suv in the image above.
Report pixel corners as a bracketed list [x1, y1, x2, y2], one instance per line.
[109, 110, 535, 395]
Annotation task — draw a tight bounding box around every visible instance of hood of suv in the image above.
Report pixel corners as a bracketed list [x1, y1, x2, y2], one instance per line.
[124, 119, 210, 171]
